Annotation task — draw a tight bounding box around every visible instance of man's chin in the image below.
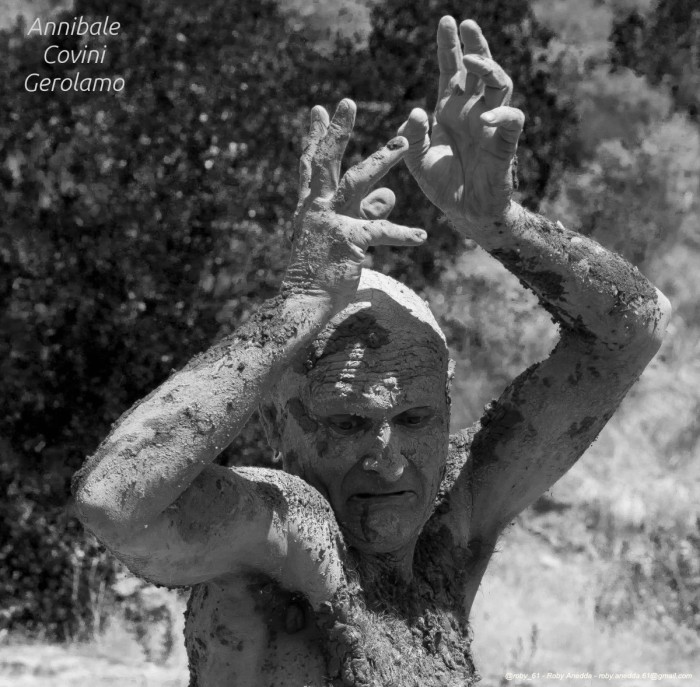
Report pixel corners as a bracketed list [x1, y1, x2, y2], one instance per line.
[340, 507, 421, 554]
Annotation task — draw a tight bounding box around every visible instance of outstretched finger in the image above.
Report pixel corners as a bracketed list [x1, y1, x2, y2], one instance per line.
[310, 99, 356, 198]
[298, 106, 329, 203]
[334, 136, 407, 211]
[397, 108, 430, 177]
[459, 20, 491, 58]
[437, 16, 464, 101]
[459, 20, 492, 94]
[481, 106, 525, 159]
[462, 55, 513, 110]
[348, 218, 427, 249]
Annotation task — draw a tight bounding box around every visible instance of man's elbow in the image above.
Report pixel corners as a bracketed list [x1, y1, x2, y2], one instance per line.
[653, 287, 672, 342]
[73, 482, 120, 543]
[609, 286, 672, 359]
[72, 462, 133, 545]
[637, 286, 672, 354]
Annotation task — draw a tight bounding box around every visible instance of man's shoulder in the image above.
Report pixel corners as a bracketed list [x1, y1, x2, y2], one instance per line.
[449, 424, 480, 452]
[424, 424, 479, 541]
[413, 426, 481, 603]
[231, 465, 337, 519]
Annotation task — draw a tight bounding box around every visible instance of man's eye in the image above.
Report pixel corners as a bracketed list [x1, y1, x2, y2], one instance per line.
[327, 415, 364, 434]
[395, 408, 435, 429]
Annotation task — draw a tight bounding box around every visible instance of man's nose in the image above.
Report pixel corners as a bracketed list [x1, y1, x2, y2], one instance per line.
[362, 422, 406, 482]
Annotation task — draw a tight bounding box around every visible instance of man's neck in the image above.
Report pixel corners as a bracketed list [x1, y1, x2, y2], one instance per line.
[354, 539, 417, 583]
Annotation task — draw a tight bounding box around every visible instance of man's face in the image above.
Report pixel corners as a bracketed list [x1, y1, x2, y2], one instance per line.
[279, 342, 450, 556]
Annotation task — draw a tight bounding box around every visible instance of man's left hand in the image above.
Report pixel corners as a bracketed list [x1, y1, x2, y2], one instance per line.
[399, 16, 524, 231]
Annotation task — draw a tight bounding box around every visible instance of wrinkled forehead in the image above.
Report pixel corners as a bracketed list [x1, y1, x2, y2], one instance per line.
[269, 270, 451, 412]
[274, 281, 450, 413]
[305, 338, 449, 413]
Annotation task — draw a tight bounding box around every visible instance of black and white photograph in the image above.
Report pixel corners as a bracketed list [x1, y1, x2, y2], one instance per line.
[1, 1, 698, 685]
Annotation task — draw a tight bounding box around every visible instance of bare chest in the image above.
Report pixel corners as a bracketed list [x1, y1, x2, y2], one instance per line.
[183, 547, 477, 687]
[185, 577, 327, 687]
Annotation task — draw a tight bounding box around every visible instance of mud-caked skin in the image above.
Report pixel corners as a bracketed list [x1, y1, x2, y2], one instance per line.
[73, 16, 672, 687]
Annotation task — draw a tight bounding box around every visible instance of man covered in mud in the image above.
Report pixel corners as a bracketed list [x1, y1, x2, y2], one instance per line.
[73, 17, 671, 687]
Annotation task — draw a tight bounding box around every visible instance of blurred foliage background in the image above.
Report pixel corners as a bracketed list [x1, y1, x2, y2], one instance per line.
[1, 0, 698, 682]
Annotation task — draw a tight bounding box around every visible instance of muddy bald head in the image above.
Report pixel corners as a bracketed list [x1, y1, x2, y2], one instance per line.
[263, 270, 451, 465]
[261, 270, 452, 555]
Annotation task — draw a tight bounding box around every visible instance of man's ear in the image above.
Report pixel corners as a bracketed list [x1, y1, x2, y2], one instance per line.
[259, 402, 283, 454]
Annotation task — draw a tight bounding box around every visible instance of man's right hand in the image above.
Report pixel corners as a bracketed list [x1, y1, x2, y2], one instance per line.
[283, 99, 426, 308]
[72, 101, 426, 592]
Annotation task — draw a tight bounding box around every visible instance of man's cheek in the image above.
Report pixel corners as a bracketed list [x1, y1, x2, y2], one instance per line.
[325, 441, 360, 482]
[405, 431, 448, 497]
[402, 429, 445, 464]
[303, 432, 357, 494]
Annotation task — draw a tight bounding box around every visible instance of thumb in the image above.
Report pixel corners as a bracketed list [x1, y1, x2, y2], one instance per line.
[398, 108, 430, 174]
[480, 106, 524, 161]
[360, 188, 396, 220]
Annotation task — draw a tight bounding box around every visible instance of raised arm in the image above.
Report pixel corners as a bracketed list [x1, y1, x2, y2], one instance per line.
[399, 18, 671, 547]
[72, 100, 426, 591]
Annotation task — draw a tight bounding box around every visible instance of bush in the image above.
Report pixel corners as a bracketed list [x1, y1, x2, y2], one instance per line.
[0, 0, 576, 639]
